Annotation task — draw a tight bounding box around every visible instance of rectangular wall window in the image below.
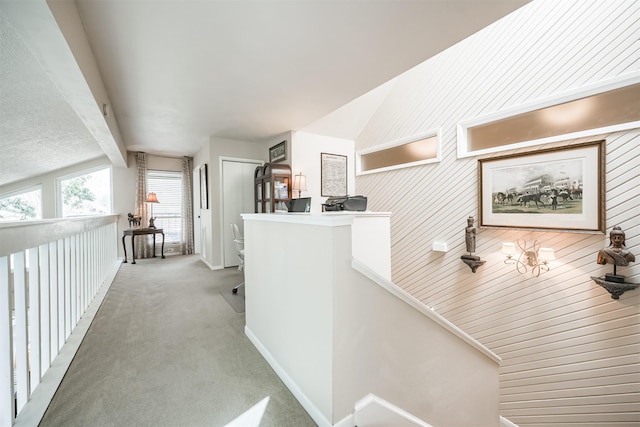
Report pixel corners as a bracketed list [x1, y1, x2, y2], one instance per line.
[147, 171, 182, 249]
[357, 130, 440, 175]
[458, 75, 640, 157]
[0, 186, 42, 221]
[58, 166, 112, 217]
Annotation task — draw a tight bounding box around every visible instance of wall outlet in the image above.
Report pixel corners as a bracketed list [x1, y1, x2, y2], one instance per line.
[432, 241, 448, 252]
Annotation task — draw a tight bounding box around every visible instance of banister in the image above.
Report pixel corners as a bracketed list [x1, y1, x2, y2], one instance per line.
[0, 215, 118, 257]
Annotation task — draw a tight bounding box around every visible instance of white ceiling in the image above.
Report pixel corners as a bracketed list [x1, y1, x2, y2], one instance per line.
[0, 0, 530, 187]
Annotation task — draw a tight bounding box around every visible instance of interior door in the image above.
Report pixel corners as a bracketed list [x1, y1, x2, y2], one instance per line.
[222, 160, 261, 267]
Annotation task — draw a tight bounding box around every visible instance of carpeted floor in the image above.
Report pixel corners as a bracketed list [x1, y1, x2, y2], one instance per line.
[39, 255, 316, 427]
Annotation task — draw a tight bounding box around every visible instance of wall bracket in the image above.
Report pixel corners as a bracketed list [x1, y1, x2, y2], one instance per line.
[461, 255, 486, 273]
[591, 276, 639, 299]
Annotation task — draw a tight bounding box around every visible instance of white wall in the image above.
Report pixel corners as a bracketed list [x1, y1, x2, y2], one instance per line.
[195, 136, 266, 269]
[351, 1, 639, 425]
[291, 131, 355, 213]
[243, 214, 500, 426]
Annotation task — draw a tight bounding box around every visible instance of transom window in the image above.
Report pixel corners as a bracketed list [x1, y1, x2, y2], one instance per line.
[357, 130, 441, 175]
[458, 75, 640, 157]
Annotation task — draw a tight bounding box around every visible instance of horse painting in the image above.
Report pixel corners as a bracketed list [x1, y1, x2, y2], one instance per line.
[517, 193, 546, 208]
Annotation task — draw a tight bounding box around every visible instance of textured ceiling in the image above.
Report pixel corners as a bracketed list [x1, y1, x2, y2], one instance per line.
[0, 0, 530, 188]
[0, 10, 105, 186]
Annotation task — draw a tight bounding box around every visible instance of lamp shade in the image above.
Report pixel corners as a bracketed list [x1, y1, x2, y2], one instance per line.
[501, 242, 516, 256]
[292, 173, 307, 192]
[146, 192, 159, 203]
[538, 247, 555, 261]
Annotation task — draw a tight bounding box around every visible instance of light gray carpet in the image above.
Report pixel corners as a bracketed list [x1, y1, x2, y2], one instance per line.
[40, 255, 316, 427]
[220, 276, 245, 314]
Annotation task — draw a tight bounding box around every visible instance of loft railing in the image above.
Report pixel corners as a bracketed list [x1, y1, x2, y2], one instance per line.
[0, 215, 119, 427]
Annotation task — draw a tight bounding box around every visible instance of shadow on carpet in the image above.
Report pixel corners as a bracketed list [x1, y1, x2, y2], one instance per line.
[220, 281, 245, 313]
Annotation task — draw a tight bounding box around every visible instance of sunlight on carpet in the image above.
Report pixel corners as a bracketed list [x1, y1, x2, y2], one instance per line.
[224, 396, 269, 427]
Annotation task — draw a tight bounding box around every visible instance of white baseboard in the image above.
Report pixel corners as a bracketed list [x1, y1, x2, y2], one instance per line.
[13, 260, 122, 427]
[200, 257, 223, 270]
[333, 413, 355, 427]
[354, 393, 432, 427]
[244, 326, 332, 427]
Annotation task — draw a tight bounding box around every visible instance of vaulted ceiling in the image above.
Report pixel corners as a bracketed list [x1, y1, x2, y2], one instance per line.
[0, 0, 530, 187]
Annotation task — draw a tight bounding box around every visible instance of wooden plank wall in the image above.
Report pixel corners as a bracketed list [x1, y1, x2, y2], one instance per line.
[354, 1, 639, 426]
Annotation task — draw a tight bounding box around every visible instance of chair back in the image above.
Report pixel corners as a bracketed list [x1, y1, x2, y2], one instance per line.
[231, 223, 243, 242]
[230, 223, 245, 267]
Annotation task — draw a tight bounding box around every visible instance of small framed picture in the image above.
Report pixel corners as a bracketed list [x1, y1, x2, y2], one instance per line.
[269, 140, 287, 163]
[479, 141, 605, 233]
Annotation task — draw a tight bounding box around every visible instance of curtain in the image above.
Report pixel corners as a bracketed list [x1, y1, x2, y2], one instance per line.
[181, 156, 195, 255]
[135, 152, 153, 259]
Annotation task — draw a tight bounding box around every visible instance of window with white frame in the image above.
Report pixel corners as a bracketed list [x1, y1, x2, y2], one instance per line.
[58, 166, 112, 217]
[357, 130, 441, 175]
[0, 186, 42, 221]
[457, 75, 640, 157]
[147, 170, 182, 248]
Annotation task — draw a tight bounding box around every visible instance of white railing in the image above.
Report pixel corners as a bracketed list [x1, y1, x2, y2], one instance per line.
[0, 215, 119, 427]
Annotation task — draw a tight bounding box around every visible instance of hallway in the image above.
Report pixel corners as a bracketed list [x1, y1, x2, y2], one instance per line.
[40, 255, 315, 427]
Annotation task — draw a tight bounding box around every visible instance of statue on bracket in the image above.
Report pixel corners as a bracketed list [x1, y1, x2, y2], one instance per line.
[461, 216, 485, 273]
[591, 226, 638, 299]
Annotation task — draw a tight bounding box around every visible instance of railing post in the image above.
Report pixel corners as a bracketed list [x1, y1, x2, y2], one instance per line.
[28, 247, 41, 394]
[56, 239, 64, 351]
[48, 241, 58, 363]
[39, 244, 51, 371]
[13, 251, 29, 413]
[0, 255, 14, 427]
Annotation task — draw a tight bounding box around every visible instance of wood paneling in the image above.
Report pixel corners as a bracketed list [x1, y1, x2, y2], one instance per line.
[354, 1, 639, 425]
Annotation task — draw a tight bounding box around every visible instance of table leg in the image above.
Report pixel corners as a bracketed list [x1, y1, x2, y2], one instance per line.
[122, 235, 128, 263]
[161, 232, 165, 258]
[131, 235, 136, 264]
[152, 233, 157, 257]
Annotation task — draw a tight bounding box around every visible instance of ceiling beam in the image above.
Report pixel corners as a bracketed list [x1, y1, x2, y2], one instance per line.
[1, 0, 127, 168]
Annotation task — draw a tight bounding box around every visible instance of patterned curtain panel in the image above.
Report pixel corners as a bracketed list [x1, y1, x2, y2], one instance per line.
[181, 156, 195, 255]
[135, 152, 154, 259]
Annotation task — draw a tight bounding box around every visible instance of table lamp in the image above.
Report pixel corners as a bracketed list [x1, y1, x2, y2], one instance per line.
[146, 192, 159, 228]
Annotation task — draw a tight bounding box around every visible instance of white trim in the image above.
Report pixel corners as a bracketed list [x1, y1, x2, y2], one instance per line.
[354, 393, 433, 427]
[242, 212, 391, 227]
[199, 256, 223, 271]
[457, 72, 640, 158]
[0, 184, 42, 200]
[333, 413, 355, 427]
[13, 260, 121, 427]
[244, 326, 332, 427]
[356, 129, 441, 176]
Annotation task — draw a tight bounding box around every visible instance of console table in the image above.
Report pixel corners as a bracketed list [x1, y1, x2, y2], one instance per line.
[122, 228, 165, 264]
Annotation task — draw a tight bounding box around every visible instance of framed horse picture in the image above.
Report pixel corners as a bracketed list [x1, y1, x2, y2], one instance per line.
[478, 141, 605, 233]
